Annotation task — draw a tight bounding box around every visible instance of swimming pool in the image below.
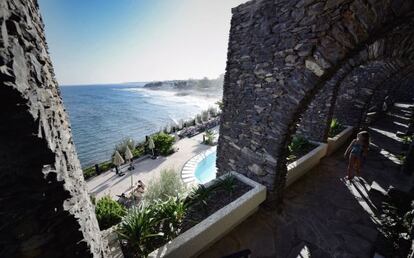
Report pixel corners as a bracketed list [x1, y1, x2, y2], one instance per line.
[194, 151, 217, 184]
[181, 147, 217, 185]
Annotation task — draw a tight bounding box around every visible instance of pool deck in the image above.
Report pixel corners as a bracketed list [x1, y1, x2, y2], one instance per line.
[86, 128, 218, 199]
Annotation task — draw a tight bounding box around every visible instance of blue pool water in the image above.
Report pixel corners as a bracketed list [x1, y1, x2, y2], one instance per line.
[194, 151, 217, 184]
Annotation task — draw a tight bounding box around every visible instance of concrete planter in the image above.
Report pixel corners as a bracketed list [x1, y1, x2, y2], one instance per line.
[285, 142, 328, 188]
[327, 126, 353, 156]
[148, 172, 266, 258]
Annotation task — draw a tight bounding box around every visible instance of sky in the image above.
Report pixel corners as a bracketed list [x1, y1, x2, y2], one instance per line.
[38, 0, 247, 85]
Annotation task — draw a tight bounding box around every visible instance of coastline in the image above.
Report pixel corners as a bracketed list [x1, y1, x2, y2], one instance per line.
[61, 84, 221, 168]
[82, 108, 221, 179]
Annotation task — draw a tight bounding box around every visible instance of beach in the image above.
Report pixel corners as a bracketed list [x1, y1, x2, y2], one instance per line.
[60, 84, 219, 167]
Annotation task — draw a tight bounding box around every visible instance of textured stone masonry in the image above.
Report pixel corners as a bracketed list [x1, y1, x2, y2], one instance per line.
[217, 0, 414, 203]
[0, 0, 107, 257]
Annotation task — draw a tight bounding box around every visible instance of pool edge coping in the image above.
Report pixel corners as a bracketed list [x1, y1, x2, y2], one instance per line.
[181, 146, 217, 186]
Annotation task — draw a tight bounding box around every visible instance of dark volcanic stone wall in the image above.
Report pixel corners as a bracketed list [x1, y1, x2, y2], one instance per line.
[217, 0, 414, 202]
[0, 0, 107, 257]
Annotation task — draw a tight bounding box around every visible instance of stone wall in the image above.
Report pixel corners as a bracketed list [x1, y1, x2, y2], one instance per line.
[217, 0, 414, 202]
[0, 0, 107, 257]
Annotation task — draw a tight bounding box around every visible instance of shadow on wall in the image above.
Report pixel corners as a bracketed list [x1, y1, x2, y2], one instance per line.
[0, 86, 92, 257]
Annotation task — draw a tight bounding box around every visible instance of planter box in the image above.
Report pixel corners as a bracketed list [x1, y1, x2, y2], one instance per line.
[327, 126, 353, 156]
[285, 142, 328, 188]
[148, 172, 266, 258]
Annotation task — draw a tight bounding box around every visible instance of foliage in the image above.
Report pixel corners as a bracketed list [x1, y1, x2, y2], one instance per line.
[396, 154, 406, 163]
[118, 173, 247, 256]
[83, 161, 113, 179]
[201, 110, 210, 122]
[215, 100, 223, 110]
[185, 185, 213, 209]
[185, 118, 196, 127]
[215, 173, 237, 194]
[143, 168, 187, 203]
[328, 118, 344, 138]
[95, 196, 126, 230]
[118, 197, 187, 256]
[208, 106, 218, 117]
[402, 135, 413, 145]
[117, 205, 164, 256]
[380, 200, 414, 255]
[196, 114, 202, 124]
[83, 166, 96, 179]
[114, 137, 136, 157]
[287, 135, 312, 162]
[132, 145, 145, 158]
[153, 197, 187, 241]
[152, 132, 175, 156]
[203, 129, 215, 145]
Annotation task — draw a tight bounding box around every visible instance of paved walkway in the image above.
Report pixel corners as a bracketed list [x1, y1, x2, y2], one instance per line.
[199, 103, 413, 258]
[87, 131, 216, 199]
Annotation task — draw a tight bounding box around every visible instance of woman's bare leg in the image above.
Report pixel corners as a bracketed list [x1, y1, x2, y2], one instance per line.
[347, 155, 355, 180]
[355, 158, 361, 176]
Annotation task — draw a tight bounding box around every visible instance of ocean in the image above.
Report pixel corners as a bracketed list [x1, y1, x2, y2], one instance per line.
[60, 84, 219, 168]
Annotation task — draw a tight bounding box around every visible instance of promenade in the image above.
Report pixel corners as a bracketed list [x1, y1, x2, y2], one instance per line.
[87, 132, 214, 198]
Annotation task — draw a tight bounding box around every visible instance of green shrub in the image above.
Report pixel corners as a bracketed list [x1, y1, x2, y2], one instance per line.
[215, 173, 237, 194]
[95, 196, 126, 230]
[83, 160, 113, 179]
[83, 166, 96, 179]
[186, 185, 212, 208]
[215, 100, 223, 110]
[288, 135, 312, 161]
[328, 118, 344, 138]
[196, 114, 202, 124]
[99, 161, 113, 172]
[152, 132, 175, 156]
[117, 205, 164, 256]
[208, 106, 218, 117]
[132, 145, 145, 158]
[289, 135, 309, 153]
[203, 129, 215, 145]
[402, 135, 413, 145]
[118, 196, 188, 256]
[201, 110, 209, 122]
[153, 197, 187, 240]
[143, 168, 187, 203]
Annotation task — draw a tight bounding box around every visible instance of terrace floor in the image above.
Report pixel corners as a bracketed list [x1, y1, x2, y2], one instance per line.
[199, 103, 413, 258]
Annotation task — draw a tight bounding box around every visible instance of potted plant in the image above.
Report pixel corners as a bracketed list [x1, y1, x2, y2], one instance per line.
[103, 172, 266, 258]
[327, 119, 353, 156]
[286, 136, 327, 187]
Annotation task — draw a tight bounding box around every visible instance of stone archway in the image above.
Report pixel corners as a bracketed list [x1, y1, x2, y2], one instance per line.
[217, 0, 414, 203]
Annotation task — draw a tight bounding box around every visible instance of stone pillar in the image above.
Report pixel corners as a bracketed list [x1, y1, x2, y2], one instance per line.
[297, 80, 335, 142]
[0, 0, 107, 257]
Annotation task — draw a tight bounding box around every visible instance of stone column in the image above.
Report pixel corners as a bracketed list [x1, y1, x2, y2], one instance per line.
[0, 0, 107, 257]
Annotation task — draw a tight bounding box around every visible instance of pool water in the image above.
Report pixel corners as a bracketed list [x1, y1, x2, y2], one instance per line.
[194, 151, 217, 184]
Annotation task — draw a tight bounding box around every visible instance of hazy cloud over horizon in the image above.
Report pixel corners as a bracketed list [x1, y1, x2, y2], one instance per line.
[39, 0, 247, 85]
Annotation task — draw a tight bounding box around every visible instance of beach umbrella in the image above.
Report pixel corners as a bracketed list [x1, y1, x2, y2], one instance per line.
[125, 146, 133, 161]
[113, 151, 125, 166]
[148, 137, 155, 157]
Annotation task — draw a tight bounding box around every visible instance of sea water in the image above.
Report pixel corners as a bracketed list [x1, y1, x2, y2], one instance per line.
[60, 84, 218, 167]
